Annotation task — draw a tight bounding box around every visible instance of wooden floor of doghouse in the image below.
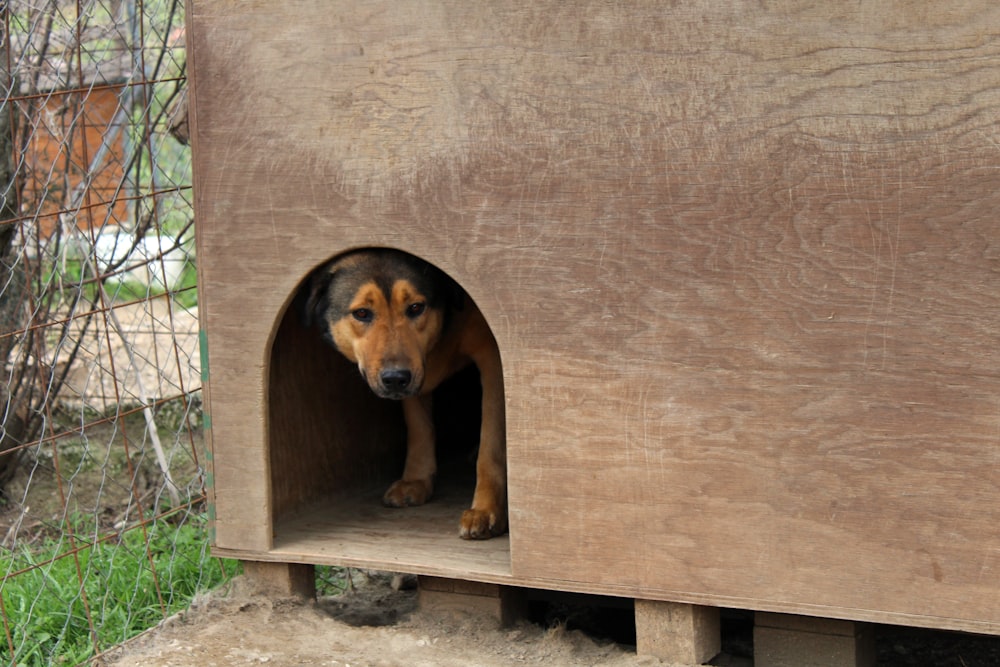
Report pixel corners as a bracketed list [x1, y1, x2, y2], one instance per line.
[267, 476, 512, 583]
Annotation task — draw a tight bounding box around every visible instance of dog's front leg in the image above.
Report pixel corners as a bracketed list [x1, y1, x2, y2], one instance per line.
[383, 393, 436, 507]
[460, 347, 508, 539]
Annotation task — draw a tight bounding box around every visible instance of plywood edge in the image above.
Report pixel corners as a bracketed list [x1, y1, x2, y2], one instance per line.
[208, 544, 1000, 637]
[210, 545, 513, 588]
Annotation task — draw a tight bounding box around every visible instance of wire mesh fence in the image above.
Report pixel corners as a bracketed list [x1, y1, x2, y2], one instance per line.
[1, 1, 237, 664]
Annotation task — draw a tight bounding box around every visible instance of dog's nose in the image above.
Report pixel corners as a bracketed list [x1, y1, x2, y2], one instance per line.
[379, 369, 412, 392]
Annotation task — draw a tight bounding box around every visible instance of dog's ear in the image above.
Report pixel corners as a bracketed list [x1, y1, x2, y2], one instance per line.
[297, 265, 335, 328]
[423, 262, 464, 313]
[446, 274, 466, 313]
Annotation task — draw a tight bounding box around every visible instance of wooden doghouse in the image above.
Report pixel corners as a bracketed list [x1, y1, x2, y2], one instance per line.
[189, 2, 1000, 662]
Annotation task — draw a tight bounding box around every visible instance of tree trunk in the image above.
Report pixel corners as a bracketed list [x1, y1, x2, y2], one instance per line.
[0, 12, 30, 491]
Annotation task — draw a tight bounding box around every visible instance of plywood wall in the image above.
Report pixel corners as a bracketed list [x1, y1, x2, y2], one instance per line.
[189, 0, 1000, 632]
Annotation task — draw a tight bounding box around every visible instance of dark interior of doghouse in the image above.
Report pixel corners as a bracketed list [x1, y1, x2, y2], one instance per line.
[267, 304, 406, 520]
[265, 256, 510, 576]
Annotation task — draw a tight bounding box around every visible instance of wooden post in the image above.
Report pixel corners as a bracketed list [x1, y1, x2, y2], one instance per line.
[635, 600, 720, 664]
[418, 576, 525, 627]
[242, 561, 316, 600]
[754, 613, 876, 667]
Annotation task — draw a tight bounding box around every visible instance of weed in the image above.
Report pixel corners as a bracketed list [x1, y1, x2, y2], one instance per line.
[0, 512, 239, 666]
[316, 565, 356, 597]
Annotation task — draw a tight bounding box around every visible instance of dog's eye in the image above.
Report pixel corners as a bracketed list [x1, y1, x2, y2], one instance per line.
[406, 302, 426, 318]
[351, 308, 373, 323]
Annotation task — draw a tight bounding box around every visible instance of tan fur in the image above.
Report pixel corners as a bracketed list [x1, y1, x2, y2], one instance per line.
[328, 280, 445, 395]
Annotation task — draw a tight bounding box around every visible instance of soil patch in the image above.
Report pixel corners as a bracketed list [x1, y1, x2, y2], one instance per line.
[101, 571, 1000, 667]
[102, 573, 679, 667]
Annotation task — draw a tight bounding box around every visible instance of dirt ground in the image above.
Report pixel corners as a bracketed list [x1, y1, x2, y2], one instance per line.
[101, 573, 691, 667]
[99, 568, 1000, 667]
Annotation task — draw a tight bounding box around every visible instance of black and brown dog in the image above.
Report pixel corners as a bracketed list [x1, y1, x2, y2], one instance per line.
[304, 248, 506, 540]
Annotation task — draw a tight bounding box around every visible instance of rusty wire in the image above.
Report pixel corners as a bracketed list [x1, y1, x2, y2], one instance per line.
[0, 1, 226, 663]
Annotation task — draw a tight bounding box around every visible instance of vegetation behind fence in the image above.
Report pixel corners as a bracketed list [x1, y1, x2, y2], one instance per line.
[1, 2, 235, 664]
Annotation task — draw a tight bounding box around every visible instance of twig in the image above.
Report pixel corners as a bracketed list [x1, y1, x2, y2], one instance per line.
[82, 252, 181, 508]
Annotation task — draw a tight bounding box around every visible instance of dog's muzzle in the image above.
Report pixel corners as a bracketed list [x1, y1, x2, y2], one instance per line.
[376, 368, 414, 399]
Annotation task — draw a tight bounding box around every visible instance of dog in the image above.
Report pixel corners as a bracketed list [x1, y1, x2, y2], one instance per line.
[303, 248, 507, 540]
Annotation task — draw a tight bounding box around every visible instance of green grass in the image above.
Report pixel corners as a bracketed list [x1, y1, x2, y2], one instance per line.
[101, 262, 199, 309]
[38, 251, 198, 312]
[316, 565, 356, 597]
[0, 513, 239, 666]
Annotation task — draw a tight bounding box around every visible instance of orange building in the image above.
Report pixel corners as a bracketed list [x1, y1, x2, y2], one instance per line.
[20, 82, 132, 238]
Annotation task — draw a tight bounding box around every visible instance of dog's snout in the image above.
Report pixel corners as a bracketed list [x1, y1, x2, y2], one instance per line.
[379, 369, 413, 393]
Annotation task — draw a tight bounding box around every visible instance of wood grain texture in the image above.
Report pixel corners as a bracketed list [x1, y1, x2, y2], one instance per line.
[635, 600, 721, 664]
[190, 0, 1000, 630]
[268, 308, 405, 520]
[267, 479, 512, 580]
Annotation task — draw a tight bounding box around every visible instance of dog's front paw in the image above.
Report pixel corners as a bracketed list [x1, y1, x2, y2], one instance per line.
[459, 507, 507, 540]
[382, 479, 432, 507]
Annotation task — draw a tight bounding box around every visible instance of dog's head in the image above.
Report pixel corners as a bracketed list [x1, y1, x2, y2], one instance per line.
[302, 249, 462, 400]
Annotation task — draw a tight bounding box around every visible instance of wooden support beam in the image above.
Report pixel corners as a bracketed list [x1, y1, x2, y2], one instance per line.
[241, 561, 316, 600]
[754, 613, 876, 667]
[635, 599, 721, 664]
[418, 576, 525, 627]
